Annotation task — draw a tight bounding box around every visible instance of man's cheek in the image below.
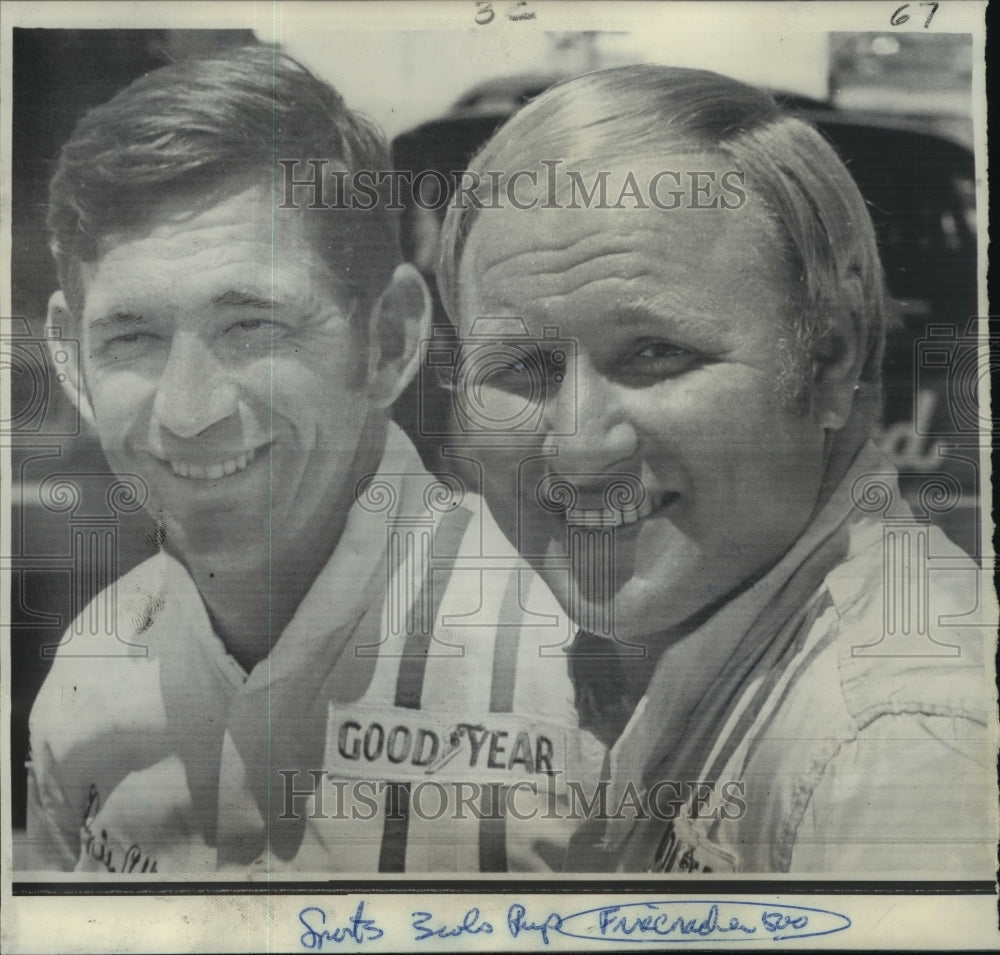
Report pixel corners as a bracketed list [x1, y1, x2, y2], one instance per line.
[90, 368, 153, 410]
[88, 401, 133, 449]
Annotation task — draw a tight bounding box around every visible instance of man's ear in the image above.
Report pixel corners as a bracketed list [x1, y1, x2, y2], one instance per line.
[365, 264, 432, 409]
[809, 272, 865, 431]
[47, 291, 95, 425]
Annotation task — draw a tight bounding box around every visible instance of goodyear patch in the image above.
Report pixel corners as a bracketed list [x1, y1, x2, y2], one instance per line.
[325, 703, 572, 782]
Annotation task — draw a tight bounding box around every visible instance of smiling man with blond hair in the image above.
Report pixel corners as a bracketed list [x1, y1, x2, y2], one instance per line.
[437, 64, 996, 874]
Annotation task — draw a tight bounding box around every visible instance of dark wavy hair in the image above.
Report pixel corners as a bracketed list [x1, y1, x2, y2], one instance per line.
[47, 45, 400, 327]
[437, 64, 892, 424]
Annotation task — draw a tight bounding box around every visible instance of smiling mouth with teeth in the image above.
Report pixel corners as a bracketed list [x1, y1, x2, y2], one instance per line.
[167, 444, 263, 480]
[563, 492, 677, 528]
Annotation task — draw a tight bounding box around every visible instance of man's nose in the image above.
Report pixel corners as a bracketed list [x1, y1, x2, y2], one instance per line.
[150, 333, 239, 438]
[541, 360, 637, 471]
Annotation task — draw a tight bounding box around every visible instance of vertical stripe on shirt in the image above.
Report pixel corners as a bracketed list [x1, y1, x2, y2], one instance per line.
[392, 506, 475, 708]
[476, 570, 524, 872]
[378, 505, 474, 872]
[478, 783, 508, 873]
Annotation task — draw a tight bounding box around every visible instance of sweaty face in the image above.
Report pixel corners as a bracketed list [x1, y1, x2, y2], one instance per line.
[76, 181, 380, 578]
[456, 180, 831, 644]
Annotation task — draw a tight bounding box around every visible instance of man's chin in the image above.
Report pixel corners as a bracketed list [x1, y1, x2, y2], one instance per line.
[547, 572, 703, 645]
[535, 572, 634, 640]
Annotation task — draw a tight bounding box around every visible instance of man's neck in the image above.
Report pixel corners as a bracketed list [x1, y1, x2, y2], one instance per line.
[194, 559, 321, 673]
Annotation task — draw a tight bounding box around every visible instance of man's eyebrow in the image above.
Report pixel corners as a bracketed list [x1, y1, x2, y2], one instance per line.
[211, 290, 281, 309]
[483, 301, 703, 334]
[88, 312, 145, 331]
[609, 303, 695, 328]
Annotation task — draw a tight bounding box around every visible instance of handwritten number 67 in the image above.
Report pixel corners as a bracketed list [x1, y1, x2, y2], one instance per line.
[891, 2, 939, 27]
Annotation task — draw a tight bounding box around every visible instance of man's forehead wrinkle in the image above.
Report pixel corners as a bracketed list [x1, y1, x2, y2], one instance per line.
[474, 273, 723, 347]
[473, 213, 634, 270]
[472, 205, 748, 279]
[95, 223, 337, 284]
[477, 247, 643, 293]
[472, 219, 686, 303]
[84, 254, 340, 322]
[476, 237, 742, 314]
[506, 270, 661, 310]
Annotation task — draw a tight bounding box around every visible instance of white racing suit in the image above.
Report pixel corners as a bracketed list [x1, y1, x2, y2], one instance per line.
[26, 424, 603, 875]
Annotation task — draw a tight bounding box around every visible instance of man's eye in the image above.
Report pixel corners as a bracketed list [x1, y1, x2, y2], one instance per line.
[481, 359, 531, 393]
[227, 319, 274, 333]
[225, 318, 289, 346]
[634, 342, 689, 360]
[617, 340, 698, 379]
[100, 331, 158, 355]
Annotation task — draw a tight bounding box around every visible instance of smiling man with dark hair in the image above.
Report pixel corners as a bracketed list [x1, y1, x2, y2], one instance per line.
[27, 46, 586, 875]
